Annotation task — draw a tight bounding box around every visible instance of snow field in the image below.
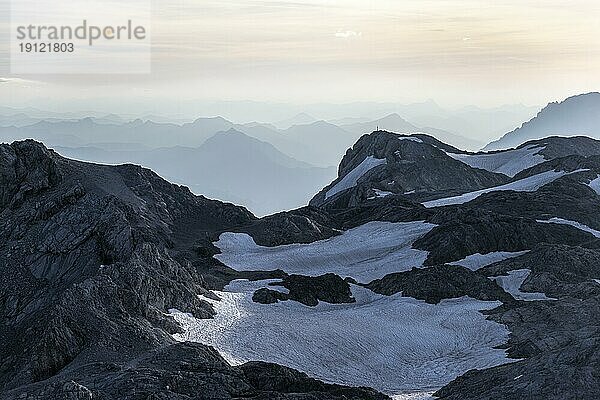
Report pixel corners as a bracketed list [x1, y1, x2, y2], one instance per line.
[170, 280, 513, 395]
[215, 221, 436, 283]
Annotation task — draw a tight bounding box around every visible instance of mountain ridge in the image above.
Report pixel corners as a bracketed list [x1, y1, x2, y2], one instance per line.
[485, 92, 600, 150]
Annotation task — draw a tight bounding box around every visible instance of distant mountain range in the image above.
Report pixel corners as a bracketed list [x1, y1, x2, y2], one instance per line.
[484, 92, 600, 150]
[2, 93, 597, 215]
[55, 129, 336, 216]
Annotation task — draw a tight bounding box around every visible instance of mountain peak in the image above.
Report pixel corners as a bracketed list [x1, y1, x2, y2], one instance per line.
[484, 92, 600, 151]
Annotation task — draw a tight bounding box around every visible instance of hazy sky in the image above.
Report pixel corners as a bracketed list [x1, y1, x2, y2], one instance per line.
[1, 0, 600, 112]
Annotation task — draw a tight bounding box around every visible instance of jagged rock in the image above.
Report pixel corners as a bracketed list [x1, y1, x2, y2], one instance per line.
[366, 265, 515, 304]
[479, 244, 600, 300]
[238, 207, 340, 246]
[310, 131, 508, 209]
[253, 288, 288, 304]
[253, 274, 355, 306]
[413, 208, 596, 265]
[3, 342, 390, 399]
[0, 140, 386, 399]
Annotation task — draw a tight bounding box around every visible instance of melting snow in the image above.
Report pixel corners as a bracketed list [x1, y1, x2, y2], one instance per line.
[490, 269, 556, 301]
[398, 136, 424, 143]
[325, 156, 387, 199]
[214, 221, 436, 283]
[449, 251, 530, 271]
[170, 280, 512, 395]
[537, 218, 600, 238]
[587, 175, 600, 195]
[423, 169, 587, 208]
[392, 393, 434, 400]
[446, 145, 546, 177]
[368, 189, 394, 199]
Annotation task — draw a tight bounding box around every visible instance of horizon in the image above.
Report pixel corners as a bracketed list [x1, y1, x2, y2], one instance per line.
[2, 0, 600, 112]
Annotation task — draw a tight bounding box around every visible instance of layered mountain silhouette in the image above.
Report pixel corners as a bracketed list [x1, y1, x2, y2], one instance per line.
[55, 129, 336, 216]
[485, 92, 600, 150]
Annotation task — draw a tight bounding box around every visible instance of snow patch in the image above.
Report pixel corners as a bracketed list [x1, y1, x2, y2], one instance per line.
[368, 189, 394, 199]
[490, 269, 556, 301]
[169, 280, 512, 395]
[593, 279, 600, 285]
[449, 251, 529, 271]
[398, 136, 423, 143]
[587, 175, 600, 195]
[423, 169, 587, 208]
[447, 145, 546, 177]
[214, 221, 435, 283]
[325, 156, 387, 199]
[391, 393, 434, 400]
[537, 218, 600, 238]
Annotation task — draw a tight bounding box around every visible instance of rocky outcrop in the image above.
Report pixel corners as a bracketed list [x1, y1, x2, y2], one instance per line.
[238, 207, 341, 246]
[2, 342, 389, 400]
[479, 244, 600, 300]
[253, 274, 355, 306]
[366, 265, 515, 304]
[413, 208, 595, 265]
[310, 131, 508, 209]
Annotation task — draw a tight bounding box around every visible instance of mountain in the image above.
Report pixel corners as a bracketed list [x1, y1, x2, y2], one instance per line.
[407, 103, 539, 145]
[280, 120, 357, 165]
[0, 139, 385, 399]
[211, 132, 600, 398]
[485, 92, 600, 150]
[3, 133, 600, 399]
[342, 114, 485, 151]
[274, 112, 318, 129]
[0, 116, 235, 149]
[54, 129, 336, 216]
[341, 113, 419, 134]
[310, 131, 508, 209]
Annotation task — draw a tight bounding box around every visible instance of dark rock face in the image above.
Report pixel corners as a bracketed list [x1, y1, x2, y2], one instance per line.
[0, 140, 386, 399]
[239, 361, 389, 399]
[413, 208, 596, 266]
[366, 265, 515, 304]
[238, 207, 341, 247]
[253, 288, 288, 304]
[253, 274, 356, 306]
[479, 245, 600, 300]
[533, 135, 600, 160]
[310, 131, 509, 209]
[434, 245, 600, 399]
[2, 342, 389, 400]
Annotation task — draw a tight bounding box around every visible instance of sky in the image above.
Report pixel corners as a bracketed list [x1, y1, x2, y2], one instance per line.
[1, 0, 600, 114]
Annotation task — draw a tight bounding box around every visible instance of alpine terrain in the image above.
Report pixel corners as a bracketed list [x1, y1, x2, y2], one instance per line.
[2, 129, 600, 399]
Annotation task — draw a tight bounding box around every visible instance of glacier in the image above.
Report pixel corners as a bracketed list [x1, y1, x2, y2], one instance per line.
[170, 279, 513, 395]
[215, 221, 436, 283]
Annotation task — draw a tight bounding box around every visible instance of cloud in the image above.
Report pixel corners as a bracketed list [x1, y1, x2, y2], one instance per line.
[334, 30, 362, 39]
